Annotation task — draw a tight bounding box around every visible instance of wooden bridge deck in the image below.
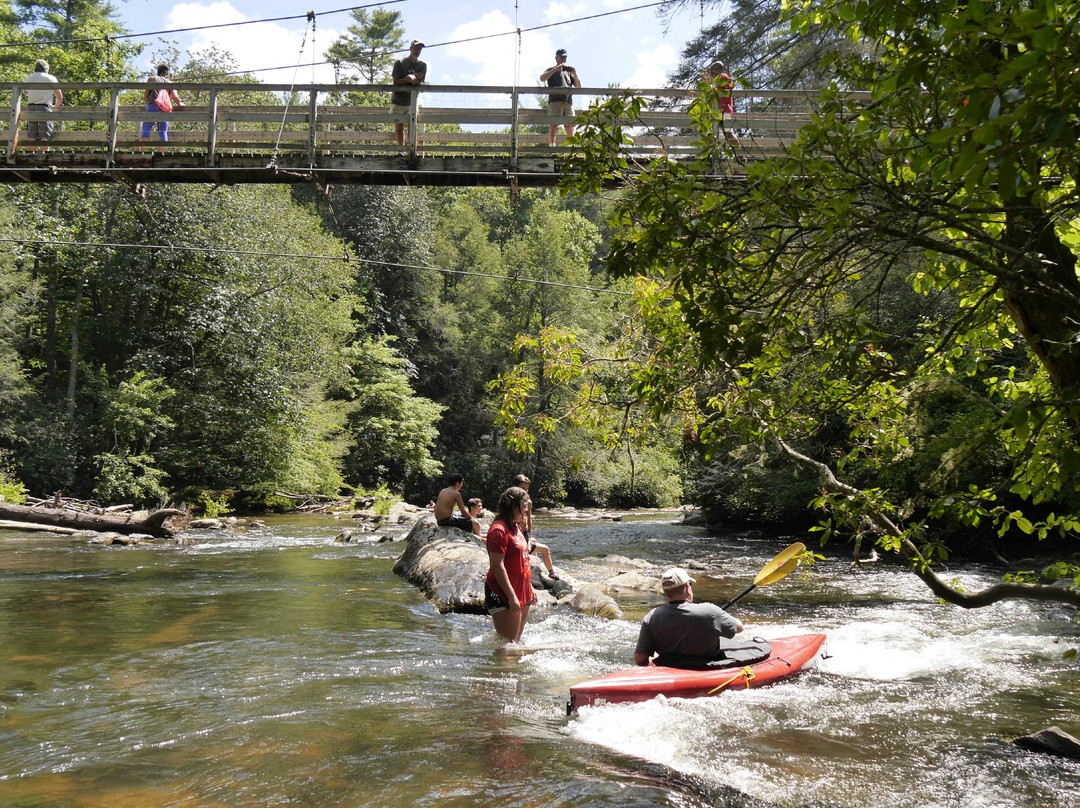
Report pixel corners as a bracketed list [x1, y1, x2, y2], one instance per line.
[0, 81, 846, 187]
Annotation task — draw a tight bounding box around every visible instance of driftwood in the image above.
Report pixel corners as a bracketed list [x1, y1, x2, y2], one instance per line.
[0, 501, 183, 538]
[273, 491, 376, 513]
[0, 519, 80, 534]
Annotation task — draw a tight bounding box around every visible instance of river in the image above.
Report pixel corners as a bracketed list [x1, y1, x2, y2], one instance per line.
[1, 512, 1078, 807]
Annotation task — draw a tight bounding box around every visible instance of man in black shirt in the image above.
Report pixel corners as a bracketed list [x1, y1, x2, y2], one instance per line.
[539, 48, 581, 146]
[391, 39, 427, 147]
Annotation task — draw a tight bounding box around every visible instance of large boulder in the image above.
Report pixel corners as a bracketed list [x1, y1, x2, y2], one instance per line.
[393, 520, 488, 613]
[561, 584, 623, 619]
[603, 570, 663, 596]
[393, 521, 623, 619]
[385, 501, 427, 528]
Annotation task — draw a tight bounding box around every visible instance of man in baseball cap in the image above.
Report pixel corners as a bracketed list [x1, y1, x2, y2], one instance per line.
[539, 47, 581, 146]
[391, 39, 428, 147]
[634, 567, 745, 668]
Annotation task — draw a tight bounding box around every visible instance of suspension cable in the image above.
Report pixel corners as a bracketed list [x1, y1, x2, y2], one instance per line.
[0, 238, 633, 296]
[268, 11, 317, 169]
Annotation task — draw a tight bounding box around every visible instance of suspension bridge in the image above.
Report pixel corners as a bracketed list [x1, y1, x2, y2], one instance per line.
[0, 82, 841, 188]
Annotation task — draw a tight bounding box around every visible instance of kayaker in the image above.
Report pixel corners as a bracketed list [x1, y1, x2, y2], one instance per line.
[634, 568, 745, 668]
[484, 486, 537, 642]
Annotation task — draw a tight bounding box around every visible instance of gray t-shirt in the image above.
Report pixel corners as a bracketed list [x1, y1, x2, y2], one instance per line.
[391, 56, 427, 107]
[635, 601, 741, 665]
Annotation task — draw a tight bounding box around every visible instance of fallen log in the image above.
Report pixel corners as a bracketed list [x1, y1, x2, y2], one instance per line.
[0, 519, 80, 534]
[0, 501, 184, 538]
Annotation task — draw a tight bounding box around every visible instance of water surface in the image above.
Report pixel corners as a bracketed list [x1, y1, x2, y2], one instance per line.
[1, 513, 1078, 807]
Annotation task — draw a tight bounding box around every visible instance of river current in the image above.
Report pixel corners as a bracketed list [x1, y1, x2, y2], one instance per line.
[1, 512, 1078, 807]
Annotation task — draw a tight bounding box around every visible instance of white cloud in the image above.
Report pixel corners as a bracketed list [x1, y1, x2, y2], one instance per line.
[621, 42, 678, 90]
[446, 10, 557, 91]
[162, 2, 340, 85]
[545, 2, 587, 23]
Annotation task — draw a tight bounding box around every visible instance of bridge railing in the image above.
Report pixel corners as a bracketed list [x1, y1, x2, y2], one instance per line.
[0, 82, 857, 166]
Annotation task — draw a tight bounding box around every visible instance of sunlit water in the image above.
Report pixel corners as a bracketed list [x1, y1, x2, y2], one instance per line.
[1, 513, 1078, 807]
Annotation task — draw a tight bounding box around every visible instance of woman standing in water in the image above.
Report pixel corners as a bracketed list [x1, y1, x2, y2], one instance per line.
[484, 486, 536, 642]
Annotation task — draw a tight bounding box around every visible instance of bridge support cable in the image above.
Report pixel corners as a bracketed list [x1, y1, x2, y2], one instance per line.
[269, 10, 318, 173]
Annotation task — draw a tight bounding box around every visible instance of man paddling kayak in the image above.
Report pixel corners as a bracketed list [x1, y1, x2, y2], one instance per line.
[634, 568, 744, 668]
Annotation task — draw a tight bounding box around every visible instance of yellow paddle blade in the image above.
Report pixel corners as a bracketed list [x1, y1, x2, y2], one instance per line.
[755, 556, 800, 587]
[753, 542, 805, 585]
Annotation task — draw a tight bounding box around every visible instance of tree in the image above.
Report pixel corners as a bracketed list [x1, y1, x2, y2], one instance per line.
[5, 183, 362, 503]
[12, 0, 142, 99]
[337, 336, 443, 490]
[92, 371, 173, 505]
[660, 0, 864, 90]
[564, 0, 1080, 608]
[325, 8, 404, 83]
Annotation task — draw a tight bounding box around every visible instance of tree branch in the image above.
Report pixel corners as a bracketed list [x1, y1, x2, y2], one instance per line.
[772, 433, 1080, 610]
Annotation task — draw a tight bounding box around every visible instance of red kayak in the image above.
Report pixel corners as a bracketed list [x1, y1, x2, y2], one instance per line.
[568, 633, 826, 712]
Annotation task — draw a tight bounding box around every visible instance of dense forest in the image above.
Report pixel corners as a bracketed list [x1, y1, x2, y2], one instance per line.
[0, 0, 668, 514]
[0, 0, 1077, 606]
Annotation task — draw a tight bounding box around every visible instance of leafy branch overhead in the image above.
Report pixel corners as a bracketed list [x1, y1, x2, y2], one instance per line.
[561, 0, 1080, 607]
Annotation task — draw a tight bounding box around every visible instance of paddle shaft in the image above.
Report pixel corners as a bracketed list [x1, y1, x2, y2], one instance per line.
[720, 544, 805, 610]
[722, 584, 756, 611]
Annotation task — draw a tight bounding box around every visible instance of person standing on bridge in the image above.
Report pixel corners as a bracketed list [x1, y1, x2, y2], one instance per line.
[141, 64, 185, 144]
[23, 59, 62, 146]
[702, 60, 740, 148]
[391, 39, 427, 149]
[540, 48, 580, 147]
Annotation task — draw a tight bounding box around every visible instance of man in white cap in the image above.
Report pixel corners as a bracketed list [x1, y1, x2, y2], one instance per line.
[634, 567, 744, 668]
[23, 58, 63, 145]
[391, 39, 427, 147]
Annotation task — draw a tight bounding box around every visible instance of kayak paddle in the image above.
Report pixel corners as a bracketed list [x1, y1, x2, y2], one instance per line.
[721, 541, 806, 610]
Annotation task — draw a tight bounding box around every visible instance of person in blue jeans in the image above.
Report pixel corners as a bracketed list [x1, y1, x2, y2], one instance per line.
[141, 63, 184, 143]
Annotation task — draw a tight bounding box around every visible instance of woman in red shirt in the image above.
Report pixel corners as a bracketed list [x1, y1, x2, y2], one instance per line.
[484, 486, 536, 642]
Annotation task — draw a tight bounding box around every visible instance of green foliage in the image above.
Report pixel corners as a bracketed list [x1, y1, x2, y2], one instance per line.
[564, 444, 683, 508]
[97, 371, 174, 453]
[196, 490, 233, 518]
[359, 483, 398, 518]
[563, 0, 1080, 578]
[3, 182, 359, 499]
[93, 452, 169, 506]
[325, 8, 404, 83]
[89, 371, 174, 506]
[690, 442, 823, 526]
[338, 336, 444, 491]
[0, 449, 27, 504]
[664, 0, 867, 90]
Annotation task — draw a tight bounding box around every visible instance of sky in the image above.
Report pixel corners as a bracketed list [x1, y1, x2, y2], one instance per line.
[113, 0, 715, 90]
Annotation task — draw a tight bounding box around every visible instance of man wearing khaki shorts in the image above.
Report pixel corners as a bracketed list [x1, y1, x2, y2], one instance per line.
[391, 39, 427, 148]
[539, 48, 580, 147]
